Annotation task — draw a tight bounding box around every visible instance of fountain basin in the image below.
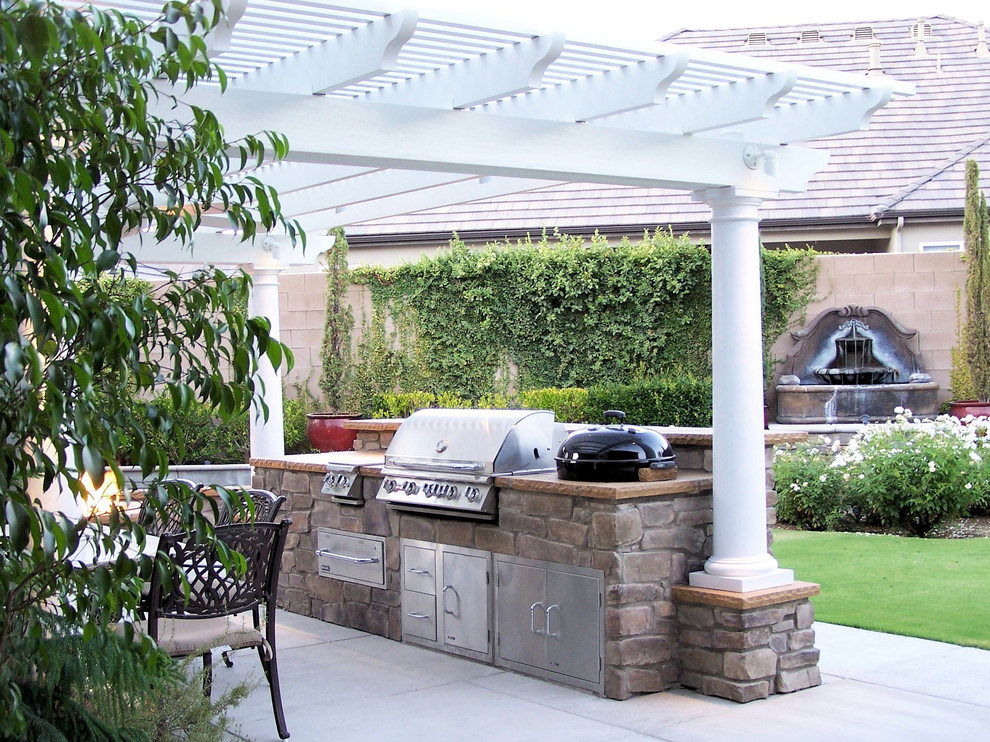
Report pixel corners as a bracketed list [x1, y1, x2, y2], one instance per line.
[776, 381, 939, 424]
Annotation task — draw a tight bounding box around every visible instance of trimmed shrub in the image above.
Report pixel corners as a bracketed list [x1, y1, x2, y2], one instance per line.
[586, 374, 713, 426]
[125, 393, 249, 465]
[521, 387, 591, 422]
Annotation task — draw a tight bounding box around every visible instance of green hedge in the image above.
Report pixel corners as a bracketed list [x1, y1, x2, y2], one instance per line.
[370, 374, 712, 426]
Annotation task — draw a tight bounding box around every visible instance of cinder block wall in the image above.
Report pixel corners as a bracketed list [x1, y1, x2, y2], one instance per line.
[772, 251, 964, 406]
[282, 251, 966, 406]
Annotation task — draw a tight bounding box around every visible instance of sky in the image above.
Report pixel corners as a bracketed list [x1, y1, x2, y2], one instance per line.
[418, 1, 983, 42]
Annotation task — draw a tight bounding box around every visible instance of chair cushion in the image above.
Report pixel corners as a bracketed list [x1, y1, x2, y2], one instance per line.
[135, 614, 264, 657]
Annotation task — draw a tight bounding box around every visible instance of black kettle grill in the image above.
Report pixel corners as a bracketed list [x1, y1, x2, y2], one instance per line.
[554, 410, 677, 482]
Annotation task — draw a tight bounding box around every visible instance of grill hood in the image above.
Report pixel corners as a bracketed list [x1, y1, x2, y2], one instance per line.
[384, 408, 563, 476]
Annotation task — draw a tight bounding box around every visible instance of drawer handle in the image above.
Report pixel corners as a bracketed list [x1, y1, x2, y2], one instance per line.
[545, 604, 562, 639]
[315, 549, 379, 564]
[529, 602, 545, 635]
[407, 567, 431, 575]
[406, 612, 431, 620]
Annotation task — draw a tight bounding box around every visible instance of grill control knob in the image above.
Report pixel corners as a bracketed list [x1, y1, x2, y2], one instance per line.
[446, 485, 459, 500]
[423, 484, 435, 498]
[382, 479, 396, 493]
[402, 481, 419, 494]
[464, 487, 479, 502]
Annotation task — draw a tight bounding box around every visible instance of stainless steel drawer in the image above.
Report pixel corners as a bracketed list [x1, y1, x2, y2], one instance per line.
[401, 590, 437, 641]
[315, 528, 386, 588]
[402, 543, 437, 595]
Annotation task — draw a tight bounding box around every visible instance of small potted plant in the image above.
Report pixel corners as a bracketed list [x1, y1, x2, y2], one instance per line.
[307, 228, 360, 451]
[950, 160, 990, 419]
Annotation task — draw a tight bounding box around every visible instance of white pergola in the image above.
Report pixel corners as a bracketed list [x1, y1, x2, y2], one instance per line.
[115, 0, 912, 592]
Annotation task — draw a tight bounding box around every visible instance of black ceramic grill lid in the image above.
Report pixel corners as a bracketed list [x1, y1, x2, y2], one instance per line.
[554, 410, 676, 482]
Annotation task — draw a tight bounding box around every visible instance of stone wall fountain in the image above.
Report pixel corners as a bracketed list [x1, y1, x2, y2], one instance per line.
[775, 305, 939, 424]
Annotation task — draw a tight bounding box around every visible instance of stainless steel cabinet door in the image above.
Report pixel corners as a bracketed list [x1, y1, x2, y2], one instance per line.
[441, 549, 490, 654]
[545, 569, 601, 683]
[495, 560, 547, 671]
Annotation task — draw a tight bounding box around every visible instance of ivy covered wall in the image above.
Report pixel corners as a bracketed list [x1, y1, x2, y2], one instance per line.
[346, 231, 819, 407]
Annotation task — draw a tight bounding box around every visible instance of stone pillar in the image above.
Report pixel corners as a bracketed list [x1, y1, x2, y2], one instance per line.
[249, 257, 285, 459]
[673, 582, 822, 702]
[691, 187, 792, 592]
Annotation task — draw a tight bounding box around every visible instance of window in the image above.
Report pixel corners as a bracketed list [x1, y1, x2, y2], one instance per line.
[919, 241, 962, 252]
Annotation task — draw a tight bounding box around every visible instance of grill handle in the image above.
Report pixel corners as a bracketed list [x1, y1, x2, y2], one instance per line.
[388, 458, 483, 472]
[315, 548, 380, 564]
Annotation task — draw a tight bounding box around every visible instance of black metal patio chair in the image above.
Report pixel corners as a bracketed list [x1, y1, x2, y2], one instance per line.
[216, 487, 286, 525]
[142, 519, 292, 739]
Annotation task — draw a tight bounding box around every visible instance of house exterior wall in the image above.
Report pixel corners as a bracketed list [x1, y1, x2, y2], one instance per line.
[281, 251, 966, 410]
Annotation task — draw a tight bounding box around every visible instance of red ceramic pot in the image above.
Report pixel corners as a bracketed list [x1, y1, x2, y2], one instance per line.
[306, 413, 359, 452]
[949, 401, 990, 421]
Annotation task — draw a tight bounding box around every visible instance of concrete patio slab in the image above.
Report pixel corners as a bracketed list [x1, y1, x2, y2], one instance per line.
[215, 611, 990, 742]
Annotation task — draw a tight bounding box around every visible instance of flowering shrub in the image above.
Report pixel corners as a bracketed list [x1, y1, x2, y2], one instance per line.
[774, 440, 848, 531]
[775, 409, 990, 536]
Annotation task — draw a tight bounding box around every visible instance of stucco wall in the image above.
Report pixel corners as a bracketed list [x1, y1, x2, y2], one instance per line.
[283, 250, 966, 408]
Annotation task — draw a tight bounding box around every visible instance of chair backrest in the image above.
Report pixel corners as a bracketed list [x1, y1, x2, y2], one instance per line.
[218, 488, 286, 525]
[142, 479, 204, 536]
[148, 519, 291, 627]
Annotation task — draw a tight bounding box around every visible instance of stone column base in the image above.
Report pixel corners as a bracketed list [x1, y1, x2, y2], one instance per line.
[673, 581, 822, 703]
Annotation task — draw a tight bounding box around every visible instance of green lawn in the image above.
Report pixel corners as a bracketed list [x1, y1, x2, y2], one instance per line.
[770, 528, 990, 650]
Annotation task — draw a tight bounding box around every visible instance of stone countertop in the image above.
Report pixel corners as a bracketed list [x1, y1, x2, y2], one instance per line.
[250, 451, 385, 475]
[250, 454, 712, 501]
[495, 469, 713, 500]
[342, 418, 807, 446]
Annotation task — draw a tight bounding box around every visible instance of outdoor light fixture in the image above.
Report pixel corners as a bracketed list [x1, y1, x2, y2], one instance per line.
[743, 144, 779, 177]
[79, 471, 123, 519]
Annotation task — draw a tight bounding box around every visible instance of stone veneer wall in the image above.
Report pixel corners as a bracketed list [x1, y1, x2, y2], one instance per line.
[673, 584, 822, 701]
[254, 463, 715, 700]
[254, 430, 809, 701]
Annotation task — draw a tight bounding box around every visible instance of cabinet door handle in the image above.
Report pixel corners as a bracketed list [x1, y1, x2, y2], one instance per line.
[529, 602, 545, 635]
[545, 604, 562, 639]
[315, 549, 379, 564]
[406, 612, 431, 620]
[407, 567, 431, 575]
[442, 584, 458, 616]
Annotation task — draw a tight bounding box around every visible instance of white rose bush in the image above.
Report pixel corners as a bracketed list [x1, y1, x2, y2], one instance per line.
[774, 409, 990, 536]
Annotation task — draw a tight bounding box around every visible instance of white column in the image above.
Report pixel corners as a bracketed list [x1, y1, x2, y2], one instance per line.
[690, 187, 794, 592]
[248, 258, 285, 459]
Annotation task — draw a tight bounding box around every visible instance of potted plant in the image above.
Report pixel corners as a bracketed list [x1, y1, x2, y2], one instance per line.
[307, 228, 360, 451]
[950, 159, 990, 418]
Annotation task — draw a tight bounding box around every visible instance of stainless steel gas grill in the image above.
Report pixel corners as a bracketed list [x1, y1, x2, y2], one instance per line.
[376, 409, 565, 520]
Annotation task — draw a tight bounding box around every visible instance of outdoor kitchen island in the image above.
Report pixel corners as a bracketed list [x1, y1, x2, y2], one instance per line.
[251, 421, 820, 702]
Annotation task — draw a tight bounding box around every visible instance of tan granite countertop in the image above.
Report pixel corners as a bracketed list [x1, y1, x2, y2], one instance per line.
[251, 454, 712, 501]
[250, 451, 385, 475]
[495, 469, 713, 500]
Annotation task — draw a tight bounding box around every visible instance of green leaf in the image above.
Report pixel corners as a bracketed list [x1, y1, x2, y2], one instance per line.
[5, 500, 30, 552]
[18, 14, 51, 61]
[82, 445, 104, 486]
